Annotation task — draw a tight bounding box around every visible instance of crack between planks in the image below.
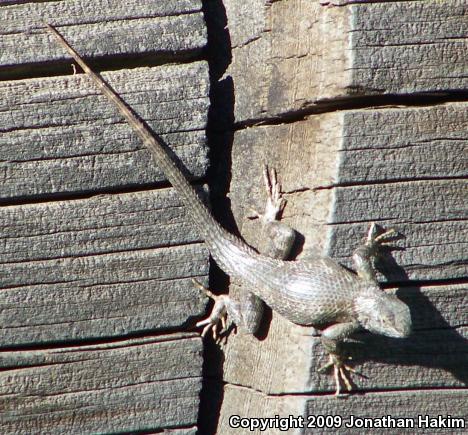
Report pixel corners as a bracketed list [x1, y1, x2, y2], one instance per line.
[313, 175, 467, 191]
[327, 216, 468, 226]
[381, 276, 468, 289]
[0, 273, 208, 296]
[0, 375, 202, 404]
[0, 239, 205, 267]
[0, 49, 207, 82]
[0, 180, 208, 207]
[219, 379, 468, 399]
[0, 329, 201, 353]
[228, 92, 468, 132]
[0, 213, 190, 241]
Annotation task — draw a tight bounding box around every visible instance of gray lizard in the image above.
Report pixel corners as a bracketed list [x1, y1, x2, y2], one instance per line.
[47, 24, 412, 395]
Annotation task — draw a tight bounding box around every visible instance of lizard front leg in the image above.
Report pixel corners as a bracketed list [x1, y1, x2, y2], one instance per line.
[195, 166, 296, 338]
[320, 224, 398, 394]
[318, 322, 360, 396]
[352, 222, 397, 283]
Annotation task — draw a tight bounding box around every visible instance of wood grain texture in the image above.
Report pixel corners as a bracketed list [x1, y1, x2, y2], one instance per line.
[205, 1, 468, 433]
[337, 103, 468, 183]
[0, 334, 203, 434]
[219, 385, 305, 435]
[349, 1, 468, 95]
[0, 0, 206, 71]
[0, 62, 209, 199]
[0, 4, 210, 432]
[222, 0, 467, 123]
[217, 100, 467, 427]
[219, 385, 467, 435]
[228, 103, 467, 282]
[0, 188, 209, 346]
[221, 283, 468, 395]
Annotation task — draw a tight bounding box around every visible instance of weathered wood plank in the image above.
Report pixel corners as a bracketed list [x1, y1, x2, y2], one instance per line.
[349, 1, 468, 95]
[218, 102, 467, 398]
[221, 283, 468, 395]
[0, 189, 209, 346]
[219, 385, 467, 435]
[0, 62, 209, 199]
[338, 103, 468, 183]
[0, 334, 203, 434]
[219, 385, 304, 435]
[0, 5, 210, 433]
[228, 103, 467, 281]
[0, 188, 202, 262]
[221, 0, 467, 123]
[327, 219, 467, 281]
[0, 0, 206, 73]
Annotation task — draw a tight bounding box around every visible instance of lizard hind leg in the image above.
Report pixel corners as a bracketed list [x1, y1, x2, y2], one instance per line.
[193, 280, 266, 339]
[193, 279, 247, 341]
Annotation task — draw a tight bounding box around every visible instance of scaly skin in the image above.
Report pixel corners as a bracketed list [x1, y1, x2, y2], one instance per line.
[47, 25, 412, 395]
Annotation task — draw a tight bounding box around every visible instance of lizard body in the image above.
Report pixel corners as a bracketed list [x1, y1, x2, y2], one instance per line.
[47, 25, 412, 394]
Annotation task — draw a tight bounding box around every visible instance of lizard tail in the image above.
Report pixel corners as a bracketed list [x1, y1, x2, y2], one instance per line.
[46, 24, 258, 274]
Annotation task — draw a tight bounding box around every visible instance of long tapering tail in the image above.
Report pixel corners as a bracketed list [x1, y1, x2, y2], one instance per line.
[46, 24, 258, 275]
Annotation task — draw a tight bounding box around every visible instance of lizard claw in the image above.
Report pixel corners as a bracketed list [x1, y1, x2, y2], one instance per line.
[193, 279, 229, 342]
[247, 207, 262, 220]
[366, 222, 398, 247]
[263, 165, 286, 220]
[318, 353, 356, 396]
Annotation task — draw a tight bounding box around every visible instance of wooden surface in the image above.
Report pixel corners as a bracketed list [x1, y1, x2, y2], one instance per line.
[214, 0, 468, 433]
[229, 104, 467, 281]
[221, 283, 468, 395]
[0, 0, 206, 77]
[1, 0, 467, 433]
[0, 63, 209, 199]
[223, 0, 468, 123]
[220, 386, 467, 435]
[1, 334, 203, 434]
[0, 188, 209, 346]
[0, 0, 209, 433]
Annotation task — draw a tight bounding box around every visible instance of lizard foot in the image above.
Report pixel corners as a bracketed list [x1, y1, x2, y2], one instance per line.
[248, 165, 286, 222]
[318, 353, 356, 396]
[193, 279, 229, 341]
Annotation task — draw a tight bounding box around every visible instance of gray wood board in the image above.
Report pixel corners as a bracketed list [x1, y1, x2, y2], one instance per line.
[221, 283, 468, 395]
[327, 203, 467, 281]
[350, 0, 468, 95]
[0, 0, 206, 70]
[0, 189, 209, 346]
[218, 385, 467, 435]
[0, 62, 209, 199]
[228, 103, 467, 282]
[220, 101, 468, 396]
[0, 334, 203, 434]
[222, 0, 467, 123]
[338, 103, 468, 183]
